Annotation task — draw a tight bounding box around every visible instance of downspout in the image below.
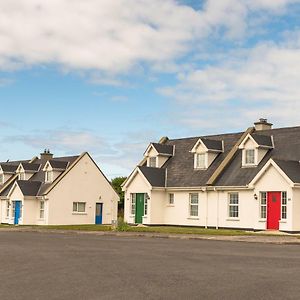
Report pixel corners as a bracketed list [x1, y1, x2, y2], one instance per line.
[216, 188, 219, 229]
[205, 188, 208, 229]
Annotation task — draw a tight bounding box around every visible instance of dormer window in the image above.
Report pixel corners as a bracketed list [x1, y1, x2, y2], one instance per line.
[191, 138, 223, 170]
[195, 153, 206, 169]
[239, 133, 273, 168]
[148, 157, 157, 168]
[245, 149, 255, 165]
[144, 143, 174, 168]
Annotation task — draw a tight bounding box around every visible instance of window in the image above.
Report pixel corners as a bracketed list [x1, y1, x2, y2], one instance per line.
[189, 193, 199, 217]
[130, 193, 136, 215]
[245, 149, 255, 165]
[144, 194, 148, 216]
[6, 201, 9, 218]
[168, 193, 174, 205]
[40, 201, 45, 219]
[18, 172, 25, 180]
[149, 157, 157, 167]
[229, 193, 239, 218]
[0, 174, 4, 184]
[281, 192, 287, 219]
[260, 192, 267, 219]
[45, 171, 52, 182]
[196, 153, 206, 169]
[73, 202, 86, 213]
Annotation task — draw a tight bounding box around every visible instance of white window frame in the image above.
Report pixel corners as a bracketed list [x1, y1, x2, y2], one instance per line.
[148, 156, 157, 168]
[281, 191, 287, 220]
[130, 193, 136, 215]
[228, 193, 239, 218]
[168, 193, 174, 205]
[0, 173, 4, 184]
[39, 200, 45, 219]
[189, 193, 199, 217]
[18, 172, 25, 180]
[244, 149, 256, 166]
[45, 171, 53, 183]
[260, 192, 267, 219]
[6, 200, 9, 218]
[195, 153, 207, 169]
[72, 202, 86, 213]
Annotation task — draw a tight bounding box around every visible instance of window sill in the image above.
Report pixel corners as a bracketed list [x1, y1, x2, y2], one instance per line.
[242, 165, 257, 168]
[166, 205, 175, 207]
[72, 212, 87, 215]
[226, 218, 240, 221]
[187, 217, 199, 220]
[279, 220, 287, 223]
[258, 219, 266, 222]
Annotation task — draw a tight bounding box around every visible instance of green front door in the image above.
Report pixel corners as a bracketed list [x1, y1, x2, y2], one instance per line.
[135, 193, 144, 224]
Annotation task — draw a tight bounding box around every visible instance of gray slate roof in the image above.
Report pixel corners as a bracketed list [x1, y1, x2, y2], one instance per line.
[17, 180, 42, 196]
[151, 143, 174, 156]
[251, 134, 273, 148]
[139, 126, 300, 187]
[138, 166, 166, 187]
[0, 164, 18, 173]
[200, 138, 223, 151]
[49, 160, 69, 170]
[214, 126, 300, 186]
[273, 159, 300, 183]
[21, 163, 41, 172]
[0, 155, 79, 197]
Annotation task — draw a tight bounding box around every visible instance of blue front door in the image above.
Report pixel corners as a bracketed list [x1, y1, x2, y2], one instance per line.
[14, 201, 22, 225]
[95, 203, 103, 224]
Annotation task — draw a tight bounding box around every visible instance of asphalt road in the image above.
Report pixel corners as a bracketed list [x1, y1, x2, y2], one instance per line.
[0, 232, 300, 300]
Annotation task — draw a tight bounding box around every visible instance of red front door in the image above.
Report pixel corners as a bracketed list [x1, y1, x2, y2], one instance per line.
[267, 192, 281, 230]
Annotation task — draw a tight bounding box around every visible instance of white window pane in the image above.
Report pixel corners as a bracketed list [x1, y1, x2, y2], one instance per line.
[245, 149, 255, 164]
[73, 202, 77, 212]
[149, 157, 157, 167]
[78, 203, 86, 212]
[196, 154, 206, 168]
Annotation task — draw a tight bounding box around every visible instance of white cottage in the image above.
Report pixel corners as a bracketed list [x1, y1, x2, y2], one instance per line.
[123, 119, 300, 232]
[0, 151, 119, 225]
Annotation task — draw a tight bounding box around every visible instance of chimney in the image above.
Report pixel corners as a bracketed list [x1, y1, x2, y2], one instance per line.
[254, 118, 273, 131]
[40, 149, 53, 161]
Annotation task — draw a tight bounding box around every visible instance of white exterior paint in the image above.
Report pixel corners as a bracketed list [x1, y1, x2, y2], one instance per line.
[124, 160, 298, 231]
[0, 153, 119, 225]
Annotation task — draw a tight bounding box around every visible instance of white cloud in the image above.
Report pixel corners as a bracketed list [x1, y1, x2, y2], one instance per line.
[159, 32, 300, 130]
[0, 0, 297, 77]
[0, 0, 204, 74]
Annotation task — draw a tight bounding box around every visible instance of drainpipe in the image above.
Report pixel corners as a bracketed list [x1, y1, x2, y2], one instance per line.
[216, 188, 219, 229]
[205, 189, 208, 229]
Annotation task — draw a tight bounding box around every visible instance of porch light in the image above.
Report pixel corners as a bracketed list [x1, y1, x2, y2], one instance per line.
[254, 193, 258, 200]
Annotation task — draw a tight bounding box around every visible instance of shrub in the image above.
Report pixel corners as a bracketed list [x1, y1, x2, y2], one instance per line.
[117, 217, 130, 231]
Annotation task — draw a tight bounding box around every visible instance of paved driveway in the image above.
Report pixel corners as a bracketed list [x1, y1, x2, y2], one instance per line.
[1, 231, 300, 300]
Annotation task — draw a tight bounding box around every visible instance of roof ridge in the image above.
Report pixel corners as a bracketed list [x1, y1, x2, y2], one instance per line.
[168, 131, 244, 142]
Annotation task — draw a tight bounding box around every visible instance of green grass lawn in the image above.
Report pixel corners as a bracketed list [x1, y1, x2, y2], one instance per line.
[28, 224, 113, 231]
[27, 223, 254, 236]
[119, 225, 255, 236]
[1, 223, 289, 237]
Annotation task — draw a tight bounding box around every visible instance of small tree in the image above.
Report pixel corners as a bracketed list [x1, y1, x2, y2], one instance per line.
[111, 176, 127, 213]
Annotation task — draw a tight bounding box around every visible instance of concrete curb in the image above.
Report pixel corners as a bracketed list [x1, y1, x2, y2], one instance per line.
[1, 227, 300, 244]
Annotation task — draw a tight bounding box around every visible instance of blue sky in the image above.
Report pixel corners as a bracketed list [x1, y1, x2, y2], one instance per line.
[0, 0, 300, 178]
